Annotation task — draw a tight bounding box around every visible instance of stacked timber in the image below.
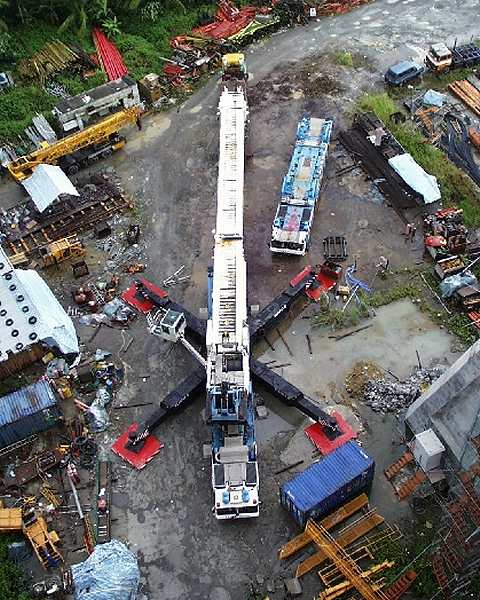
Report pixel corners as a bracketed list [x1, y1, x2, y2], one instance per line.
[18, 41, 82, 84]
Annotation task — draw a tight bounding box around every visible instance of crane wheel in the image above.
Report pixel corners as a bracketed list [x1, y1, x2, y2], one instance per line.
[67, 164, 79, 175]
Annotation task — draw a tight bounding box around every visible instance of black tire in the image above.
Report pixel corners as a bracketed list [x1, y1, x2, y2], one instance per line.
[67, 163, 79, 175]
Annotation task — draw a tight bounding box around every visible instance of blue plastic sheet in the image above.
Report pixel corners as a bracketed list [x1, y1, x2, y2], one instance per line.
[346, 264, 372, 294]
[440, 271, 477, 299]
[71, 540, 140, 600]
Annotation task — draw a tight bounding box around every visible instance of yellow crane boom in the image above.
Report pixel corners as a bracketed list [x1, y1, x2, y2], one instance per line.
[8, 107, 140, 181]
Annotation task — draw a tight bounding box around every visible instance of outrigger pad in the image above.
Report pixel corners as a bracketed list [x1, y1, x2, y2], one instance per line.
[121, 279, 167, 314]
[112, 423, 164, 470]
[304, 411, 356, 455]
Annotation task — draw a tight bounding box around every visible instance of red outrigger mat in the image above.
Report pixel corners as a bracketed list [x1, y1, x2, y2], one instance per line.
[304, 411, 356, 455]
[111, 423, 164, 470]
[121, 279, 168, 314]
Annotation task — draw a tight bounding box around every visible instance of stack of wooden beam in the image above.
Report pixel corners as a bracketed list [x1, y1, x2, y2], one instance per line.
[448, 79, 480, 117]
[18, 41, 81, 84]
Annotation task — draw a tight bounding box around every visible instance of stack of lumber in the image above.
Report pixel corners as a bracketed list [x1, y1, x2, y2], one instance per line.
[448, 79, 480, 117]
[18, 41, 81, 84]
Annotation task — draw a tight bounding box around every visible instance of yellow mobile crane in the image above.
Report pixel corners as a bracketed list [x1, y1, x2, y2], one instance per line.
[8, 106, 140, 182]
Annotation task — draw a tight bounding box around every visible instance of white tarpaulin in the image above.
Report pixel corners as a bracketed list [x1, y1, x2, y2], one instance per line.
[16, 269, 79, 356]
[388, 153, 441, 204]
[22, 164, 79, 212]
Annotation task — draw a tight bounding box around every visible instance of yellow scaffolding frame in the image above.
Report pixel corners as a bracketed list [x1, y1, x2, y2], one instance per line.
[305, 520, 392, 600]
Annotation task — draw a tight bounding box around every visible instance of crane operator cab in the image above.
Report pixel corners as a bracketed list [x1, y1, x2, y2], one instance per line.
[221, 53, 248, 81]
[153, 308, 187, 343]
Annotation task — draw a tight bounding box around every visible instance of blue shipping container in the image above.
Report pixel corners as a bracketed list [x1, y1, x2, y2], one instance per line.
[280, 441, 374, 528]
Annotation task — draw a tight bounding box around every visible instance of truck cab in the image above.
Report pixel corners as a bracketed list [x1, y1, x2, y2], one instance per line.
[425, 43, 452, 73]
[221, 53, 247, 81]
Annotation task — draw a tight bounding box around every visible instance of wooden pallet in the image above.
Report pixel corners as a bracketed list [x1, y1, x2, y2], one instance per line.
[384, 451, 414, 480]
[396, 470, 427, 500]
[384, 570, 417, 600]
[6, 195, 131, 257]
[278, 493, 369, 560]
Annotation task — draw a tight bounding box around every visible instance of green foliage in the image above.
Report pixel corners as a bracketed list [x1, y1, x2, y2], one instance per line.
[0, 31, 15, 62]
[114, 33, 162, 80]
[335, 50, 353, 67]
[56, 70, 107, 96]
[368, 283, 420, 307]
[423, 67, 472, 90]
[102, 15, 122, 38]
[0, 84, 56, 141]
[0, 535, 32, 600]
[312, 300, 369, 330]
[356, 92, 480, 228]
[120, 5, 203, 59]
[375, 521, 439, 597]
[357, 91, 397, 122]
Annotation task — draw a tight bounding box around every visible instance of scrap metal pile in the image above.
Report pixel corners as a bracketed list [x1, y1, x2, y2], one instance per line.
[164, 0, 279, 86]
[316, 0, 371, 15]
[339, 112, 422, 218]
[0, 172, 131, 264]
[361, 366, 444, 415]
[424, 207, 480, 329]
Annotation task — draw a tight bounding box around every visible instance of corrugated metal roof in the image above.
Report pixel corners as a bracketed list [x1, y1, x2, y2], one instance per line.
[281, 442, 374, 512]
[0, 379, 57, 427]
[0, 406, 62, 449]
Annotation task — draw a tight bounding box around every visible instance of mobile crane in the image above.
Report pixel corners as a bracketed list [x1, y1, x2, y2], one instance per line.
[113, 56, 344, 518]
[147, 54, 258, 519]
[7, 107, 140, 182]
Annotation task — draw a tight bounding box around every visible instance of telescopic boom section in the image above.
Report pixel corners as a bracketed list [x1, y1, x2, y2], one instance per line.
[206, 54, 259, 519]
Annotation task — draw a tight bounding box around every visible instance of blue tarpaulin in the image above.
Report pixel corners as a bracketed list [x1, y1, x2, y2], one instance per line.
[71, 540, 140, 600]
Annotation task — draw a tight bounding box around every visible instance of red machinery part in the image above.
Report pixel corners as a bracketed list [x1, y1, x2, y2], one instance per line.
[93, 27, 128, 81]
[304, 411, 356, 455]
[425, 235, 447, 248]
[305, 262, 342, 301]
[111, 423, 164, 470]
[121, 279, 168, 314]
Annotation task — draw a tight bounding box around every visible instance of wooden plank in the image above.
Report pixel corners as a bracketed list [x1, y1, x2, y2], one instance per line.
[278, 493, 369, 560]
[448, 81, 480, 117]
[295, 511, 384, 578]
[0, 508, 23, 531]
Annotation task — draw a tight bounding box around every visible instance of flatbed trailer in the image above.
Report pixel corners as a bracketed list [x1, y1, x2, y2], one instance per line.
[270, 115, 333, 256]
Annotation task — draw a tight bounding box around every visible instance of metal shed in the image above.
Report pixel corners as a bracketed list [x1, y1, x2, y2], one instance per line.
[0, 379, 62, 449]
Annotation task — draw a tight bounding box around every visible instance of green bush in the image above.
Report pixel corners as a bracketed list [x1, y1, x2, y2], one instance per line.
[0, 536, 32, 600]
[335, 50, 354, 67]
[0, 85, 56, 142]
[115, 33, 162, 80]
[56, 70, 107, 96]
